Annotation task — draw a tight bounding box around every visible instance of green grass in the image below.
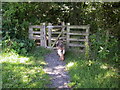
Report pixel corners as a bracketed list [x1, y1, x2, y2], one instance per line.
[1, 47, 51, 88]
[65, 51, 119, 88]
[1, 47, 119, 88]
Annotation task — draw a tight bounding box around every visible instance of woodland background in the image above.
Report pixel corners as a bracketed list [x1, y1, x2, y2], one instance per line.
[1, 2, 120, 88]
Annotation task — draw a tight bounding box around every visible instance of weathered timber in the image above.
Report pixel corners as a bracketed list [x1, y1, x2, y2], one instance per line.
[68, 25, 89, 29]
[29, 27, 33, 39]
[66, 23, 70, 48]
[51, 30, 64, 47]
[40, 24, 44, 46]
[43, 23, 47, 47]
[48, 23, 52, 47]
[30, 25, 42, 28]
[68, 33, 88, 35]
[68, 38, 86, 41]
[62, 22, 65, 41]
[47, 25, 65, 28]
[32, 31, 41, 34]
[52, 31, 67, 34]
[69, 44, 85, 47]
[29, 23, 90, 51]
[51, 37, 66, 41]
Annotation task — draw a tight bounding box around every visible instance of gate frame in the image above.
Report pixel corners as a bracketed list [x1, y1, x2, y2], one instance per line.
[47, 22, 65, 48]
[29, 23, 47, 47]
[29, 22, 90, 53]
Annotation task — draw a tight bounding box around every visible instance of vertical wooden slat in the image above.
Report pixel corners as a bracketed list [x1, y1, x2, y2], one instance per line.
[29, 26, 33, 39]
[66, 23, 70, 49]
[86, 24, 90, 42]
[40, 23, 44, 46]
[85, 24, 90, 59]
[48, 23, 52, 47]
[43, 23, 47, 48]
[62, 22, 65, 41]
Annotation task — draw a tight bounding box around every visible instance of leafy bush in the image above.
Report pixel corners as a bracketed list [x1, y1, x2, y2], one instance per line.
[2, 38, 36, 54]
[90, 30, 120, 64]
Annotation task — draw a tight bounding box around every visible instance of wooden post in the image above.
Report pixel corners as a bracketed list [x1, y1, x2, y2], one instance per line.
[66, 23, 70, 49]
[48, 23, 52, 47]
[85, 24, 90, 60]
[42, 23, 47, 48]
[40, 23, 44, 47]
[62, 22, 65, 41]
[29, 26, 33, 40]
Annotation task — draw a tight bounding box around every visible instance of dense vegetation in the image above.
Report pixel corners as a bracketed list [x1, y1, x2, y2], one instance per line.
[1, 2, 120, 88]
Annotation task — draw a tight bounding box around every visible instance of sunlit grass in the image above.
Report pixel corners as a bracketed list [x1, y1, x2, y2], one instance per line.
[66, 62, 76, 68]
[65, 51, 119, 88]
[1, 47, 51, 88]
[0, 52, 29, 64]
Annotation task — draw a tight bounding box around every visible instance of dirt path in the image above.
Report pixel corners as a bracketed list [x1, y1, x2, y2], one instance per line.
[44, 50, 71, 88]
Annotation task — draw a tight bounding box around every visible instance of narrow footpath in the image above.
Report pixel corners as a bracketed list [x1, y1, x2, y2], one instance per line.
[44, 50, 71, 88]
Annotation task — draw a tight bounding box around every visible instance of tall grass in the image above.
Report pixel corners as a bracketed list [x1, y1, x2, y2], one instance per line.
[1, 47, 51, 88]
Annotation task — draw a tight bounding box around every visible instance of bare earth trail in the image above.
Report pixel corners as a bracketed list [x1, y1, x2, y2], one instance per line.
[44, 50, 71, 88]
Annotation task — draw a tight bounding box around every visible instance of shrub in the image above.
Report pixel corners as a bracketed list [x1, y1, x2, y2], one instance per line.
[90, 30, 120, 65]
[2, 38, 36, 54]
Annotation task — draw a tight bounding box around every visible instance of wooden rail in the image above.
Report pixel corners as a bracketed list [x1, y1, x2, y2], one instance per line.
[29, 22, 90, 53]
[69, 44, 85, 47]
[68, 38, 86, 41]
[68, 33, 88, 35]
[32, 31, 41, 34]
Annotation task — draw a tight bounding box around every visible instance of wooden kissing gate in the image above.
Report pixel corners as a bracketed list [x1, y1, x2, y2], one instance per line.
[29, 22, 90, 52]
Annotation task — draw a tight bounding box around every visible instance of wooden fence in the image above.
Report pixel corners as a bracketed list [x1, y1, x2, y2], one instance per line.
[66, 24, 90, 52]
[29, 22, 90, 52]
[29, 23, 47, 47]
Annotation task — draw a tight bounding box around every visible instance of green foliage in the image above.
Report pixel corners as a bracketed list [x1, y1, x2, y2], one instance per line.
[2, 38, 35, 54]
[1, 47, 51, 88]
[65, 51, 119, 88]
[90, 30, 108, 59]
[2, 2, 120, 39]
[1, 2, 120, 88]
[90, 30, 120, 65]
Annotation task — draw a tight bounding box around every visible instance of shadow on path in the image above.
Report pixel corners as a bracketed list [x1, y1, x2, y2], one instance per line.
[44, 50, 70, 88]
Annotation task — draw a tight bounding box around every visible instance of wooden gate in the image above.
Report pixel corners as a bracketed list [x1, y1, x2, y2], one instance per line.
[67, 24, 90, 52]
[29, 22, 90, 52]
[47, 22, 66, 49]
[29, 23, 47, 47]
